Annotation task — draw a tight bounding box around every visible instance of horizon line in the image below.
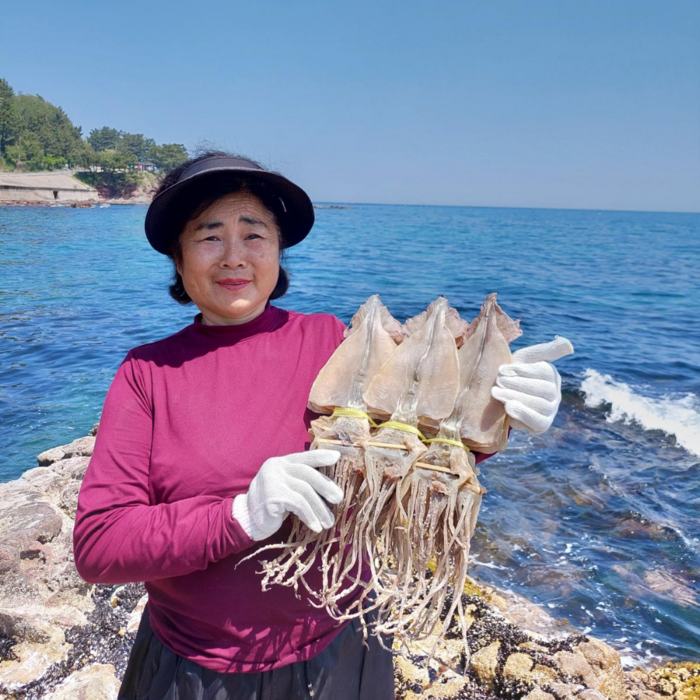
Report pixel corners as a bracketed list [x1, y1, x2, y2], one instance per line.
[312, 201, 700, 216]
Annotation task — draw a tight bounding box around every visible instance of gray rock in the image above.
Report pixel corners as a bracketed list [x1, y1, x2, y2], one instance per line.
[35, 446, 68, 468]
[36, 437, 95, 467]
[58, 481, 81, 519]
[0, 489, 63, 578]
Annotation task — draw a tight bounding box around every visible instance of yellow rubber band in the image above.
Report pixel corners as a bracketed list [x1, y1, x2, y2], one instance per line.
[376, 421, 426, 441]
[331, 407, 378, 426]
[423, 438, 470, 452]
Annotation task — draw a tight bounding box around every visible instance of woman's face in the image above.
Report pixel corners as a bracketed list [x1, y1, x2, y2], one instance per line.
[177, 190, 281, 325]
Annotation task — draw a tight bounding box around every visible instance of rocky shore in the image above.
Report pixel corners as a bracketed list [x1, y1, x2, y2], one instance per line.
[0, 429, 696, 699]
[0, 197, 149, 208]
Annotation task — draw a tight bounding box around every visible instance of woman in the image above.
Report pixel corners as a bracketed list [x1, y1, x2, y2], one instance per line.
[73, 151, 565, 700]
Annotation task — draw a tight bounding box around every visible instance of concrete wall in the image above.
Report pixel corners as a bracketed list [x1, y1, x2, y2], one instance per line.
[0, 173, 98, 204]
[0, 186, 97, 203]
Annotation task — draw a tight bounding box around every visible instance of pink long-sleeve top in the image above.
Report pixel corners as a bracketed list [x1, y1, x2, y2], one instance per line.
[73, 302, 497, 673]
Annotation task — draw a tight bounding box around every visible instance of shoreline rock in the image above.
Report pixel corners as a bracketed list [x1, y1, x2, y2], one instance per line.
[0, 430, 696, 699]
[0, 197, 149, 208]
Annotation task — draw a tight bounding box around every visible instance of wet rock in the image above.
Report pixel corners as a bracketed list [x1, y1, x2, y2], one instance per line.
[643, 570, 697, 608]
[576, 637, 629, 700]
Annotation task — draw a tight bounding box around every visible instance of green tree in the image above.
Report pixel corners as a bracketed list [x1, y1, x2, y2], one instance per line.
[118, 132, 155, 163]
[9, 95, 83, 170]
[72, 140, 97, 169]
[6, 132, 45, 170]
[92, 148, 138, 172]
[0, 80, 189, 182]
[0, 78, 20, 156]
[88, 126, 121, 152]
[149, 143, 188, 172]
[76, 148, 142, 197]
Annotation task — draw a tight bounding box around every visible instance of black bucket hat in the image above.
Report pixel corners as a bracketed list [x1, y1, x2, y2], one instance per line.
[144, 155, 315, 254]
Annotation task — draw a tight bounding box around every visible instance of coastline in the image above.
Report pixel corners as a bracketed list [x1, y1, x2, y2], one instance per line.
[0, 198, 352, 208]
[0, 170, 155, 208]
[0, 430, 696, 699]
[0, 195, 151, 208]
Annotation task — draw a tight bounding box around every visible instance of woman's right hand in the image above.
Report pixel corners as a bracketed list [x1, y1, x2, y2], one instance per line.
[232, 450, 343, 541]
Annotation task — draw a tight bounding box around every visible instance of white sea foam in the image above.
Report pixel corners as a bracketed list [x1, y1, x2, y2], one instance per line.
[470, 558, 508, 570]
[581, 369, 700, 457]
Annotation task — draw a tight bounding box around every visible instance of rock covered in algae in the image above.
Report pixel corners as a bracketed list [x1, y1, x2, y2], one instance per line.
[627, 662, 700, 700]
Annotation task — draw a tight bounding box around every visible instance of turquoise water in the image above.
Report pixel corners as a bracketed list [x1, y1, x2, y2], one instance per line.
[1, 203, 698, 665]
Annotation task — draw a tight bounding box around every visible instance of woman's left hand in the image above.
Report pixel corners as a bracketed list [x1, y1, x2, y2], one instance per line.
[491, 336, 574, 435]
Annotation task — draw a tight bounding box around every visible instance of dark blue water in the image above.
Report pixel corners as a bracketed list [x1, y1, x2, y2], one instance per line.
[1, 203, 698, 666]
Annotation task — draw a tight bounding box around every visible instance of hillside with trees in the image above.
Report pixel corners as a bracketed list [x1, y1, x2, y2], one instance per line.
[0, 78, 188, 197]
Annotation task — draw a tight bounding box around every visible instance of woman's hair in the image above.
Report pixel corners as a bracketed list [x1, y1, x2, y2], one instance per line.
[155, 150, 290, 305]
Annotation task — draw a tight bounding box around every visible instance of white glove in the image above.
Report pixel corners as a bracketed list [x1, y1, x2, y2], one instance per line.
[491, 336, 574, 435]
[232, 450, 343, 541]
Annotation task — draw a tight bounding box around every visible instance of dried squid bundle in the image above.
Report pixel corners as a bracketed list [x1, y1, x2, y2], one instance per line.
[457, 292, 523, 452]
[327, 297, 462, 627]
[380, 293, 521, 651]
[248, 292, 576, 665]
[257, 295, 403, 594]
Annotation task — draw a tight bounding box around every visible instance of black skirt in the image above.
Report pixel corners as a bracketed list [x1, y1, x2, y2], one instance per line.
[117, 605, 395, 700]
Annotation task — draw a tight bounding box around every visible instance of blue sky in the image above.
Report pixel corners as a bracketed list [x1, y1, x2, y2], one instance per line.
[2, 1, 699, 212]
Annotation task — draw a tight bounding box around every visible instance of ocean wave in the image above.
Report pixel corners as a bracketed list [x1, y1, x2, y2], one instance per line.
[581, 369, 700, 457]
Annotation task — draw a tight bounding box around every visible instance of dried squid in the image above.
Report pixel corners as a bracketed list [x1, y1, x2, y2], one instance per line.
[256, 295, 403, 596]
[328, 297, 463, 627]
[380, 293, 522, 651]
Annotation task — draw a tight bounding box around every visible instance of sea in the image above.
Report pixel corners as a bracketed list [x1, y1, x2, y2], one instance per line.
[1, 203, 698, 666]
